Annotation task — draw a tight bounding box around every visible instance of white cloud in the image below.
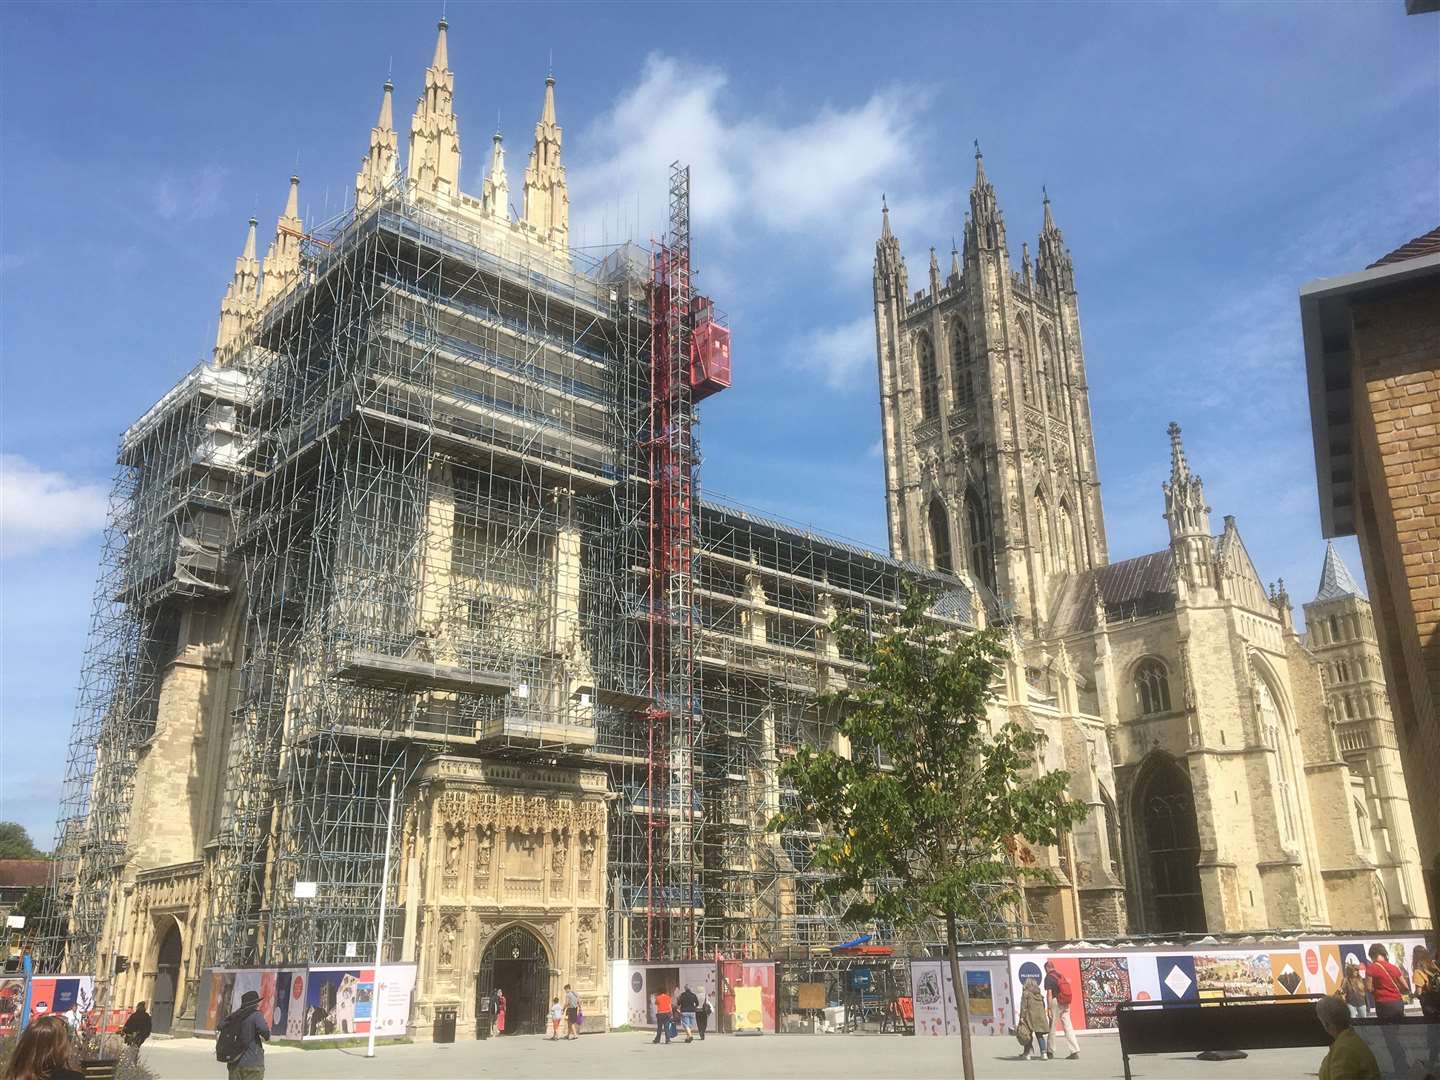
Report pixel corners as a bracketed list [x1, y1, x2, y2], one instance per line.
[569, 55, 934, 270]
[151, 163, 227, 223]
[788, 316, 877, 391]
[0, 456, 108, 559]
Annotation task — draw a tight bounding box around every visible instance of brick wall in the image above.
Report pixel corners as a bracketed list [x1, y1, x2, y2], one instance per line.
[1350, 278, 1440, 920]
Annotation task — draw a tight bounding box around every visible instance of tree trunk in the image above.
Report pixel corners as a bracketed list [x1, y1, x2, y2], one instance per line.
[946, 911, 975, 1080]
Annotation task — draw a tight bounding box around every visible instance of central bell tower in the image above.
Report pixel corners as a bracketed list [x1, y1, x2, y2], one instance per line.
[872, 149, 1108, 628]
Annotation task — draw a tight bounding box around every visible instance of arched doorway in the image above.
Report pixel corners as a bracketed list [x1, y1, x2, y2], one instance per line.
[1132, 755, 1206, 932]
[151, 923, 182, 1035]
[476, 925, 549, 1035]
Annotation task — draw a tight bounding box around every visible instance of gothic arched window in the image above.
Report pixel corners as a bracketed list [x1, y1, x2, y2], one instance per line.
[917, 334, 940, 421]
[966, 488, 996, 593]
[928, 497, 953, 574]
[951, 322, 975, 408]
[1135, 659, 1172, 716]
[1015, 332, 1033, 405]
[1041, 329, 1062, 414]
[1255, 671, 1300, 847]
[1034, 485, 1053, 573]
[1057, 498, 1079, 574]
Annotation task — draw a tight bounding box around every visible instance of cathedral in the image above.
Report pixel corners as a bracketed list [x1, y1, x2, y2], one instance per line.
[873, 148, 1432, 936]
[44, 19, 1429, 1041]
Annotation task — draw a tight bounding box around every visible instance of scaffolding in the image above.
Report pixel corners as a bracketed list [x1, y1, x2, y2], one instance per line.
[44, 160, 982, 983]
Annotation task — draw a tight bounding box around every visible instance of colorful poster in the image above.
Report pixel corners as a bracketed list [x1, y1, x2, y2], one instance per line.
[741, 962, 776, 1033]
[720, 961, 742, 1032]
[1318, 945, 1343, 995]
[1078, 956, 1130, 1028]
[1156, 955, 1198, 1001]
[910, 960, 954, 1036]
[0, 978, 25, 1036]
[1194, 952, 1271, 998]
[1127, 953, 1161, 1002]
[1300, 943, 1327, 995]
[733, 985, 763, 1033]
[372, 965, 416, 1037]
[965, 970, 993, 1020]
[1010, 954, 1087, 1031]
[305, 966, 374, 1037]
[1269, 951, 1304, 997]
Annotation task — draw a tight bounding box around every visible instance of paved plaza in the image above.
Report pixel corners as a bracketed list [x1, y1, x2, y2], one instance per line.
[137, 1029, 1333, 1080]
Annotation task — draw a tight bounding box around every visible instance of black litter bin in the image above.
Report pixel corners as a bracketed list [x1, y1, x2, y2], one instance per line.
[434, 1007, 457, 1044]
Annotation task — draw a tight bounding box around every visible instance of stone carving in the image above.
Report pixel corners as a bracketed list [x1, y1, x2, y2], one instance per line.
[550, 830, 568, 889]
[445, 826, 461, 875]
[436, 789, 605, 832]
[438, 913, 458, 970]
[473, 826, 494, 891]
[578, 831, 596, 878]
[577, 913, 595, 976]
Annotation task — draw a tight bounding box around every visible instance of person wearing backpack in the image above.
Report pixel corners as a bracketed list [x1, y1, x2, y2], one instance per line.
[1044, 960, 1080, 1060]
[215, 990, 270, 1080]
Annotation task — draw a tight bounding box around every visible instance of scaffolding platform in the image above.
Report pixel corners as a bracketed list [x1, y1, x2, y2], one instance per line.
[334, 649, 516, 695]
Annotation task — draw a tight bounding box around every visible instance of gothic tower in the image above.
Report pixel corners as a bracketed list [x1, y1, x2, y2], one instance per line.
[873, 149, 1107, 628]
[1304, 544, 1430, 928]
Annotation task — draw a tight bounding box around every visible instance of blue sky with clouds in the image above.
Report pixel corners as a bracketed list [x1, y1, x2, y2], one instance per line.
[2, 2, 1436, 846]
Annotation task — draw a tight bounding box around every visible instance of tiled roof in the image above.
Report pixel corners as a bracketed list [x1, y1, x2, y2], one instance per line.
[1048, 549, 1176, 634]
[0, 859, 49, 888]
[1367, 226, 1440, 269]
[1314, 541, 1365, 602]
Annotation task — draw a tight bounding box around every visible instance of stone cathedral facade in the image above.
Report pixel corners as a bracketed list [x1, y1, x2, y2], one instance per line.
[873, 150, 1431, 936]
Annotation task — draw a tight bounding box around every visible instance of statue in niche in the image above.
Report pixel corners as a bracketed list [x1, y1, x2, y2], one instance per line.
[578, 832, 595, 877]
[576, 916, 593, 972]
[444, 826, 461, 876]
[551, 831, 568, 886]
[438, 915, 458, 969]
[474, 826, 493, 890]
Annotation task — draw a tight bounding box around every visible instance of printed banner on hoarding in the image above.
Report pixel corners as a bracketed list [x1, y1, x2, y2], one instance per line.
[911, 960, 1012, 1036]
[195, 964, 415, 1040]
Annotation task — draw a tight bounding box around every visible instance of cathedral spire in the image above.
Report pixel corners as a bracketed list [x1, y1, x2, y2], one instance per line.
[214, 217, 260, 361]
[974, 140, 986, 187]
[356, 79, 400, 209]
[1042, 185, 1055, 232]
[261, 176, 304, 305]
[967, 139, 1003, 253]
[522, 73, 568, 248]
[1315, 541, 1365, 602]
[1036, 186, 1073, 294]
[950, 238, 960, 280]
[408, 17, 461, 199]
[874, 194, 906, 296]
[880, 194, 892, 240]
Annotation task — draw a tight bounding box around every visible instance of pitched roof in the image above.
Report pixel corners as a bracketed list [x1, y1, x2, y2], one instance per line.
[1368, 226, 1440, 269]
[1048, 549, 1176, 634]
[1314, 541, 1365, 602]
[0, 859, 49, 888]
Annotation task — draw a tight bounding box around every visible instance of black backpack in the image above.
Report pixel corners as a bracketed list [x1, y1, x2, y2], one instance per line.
[215, 1008, 252, 1064]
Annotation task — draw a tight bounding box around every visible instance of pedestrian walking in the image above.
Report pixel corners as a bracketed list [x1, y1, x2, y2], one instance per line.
[121, 1001, 152, 1066]
[215, 989, 270, 1080]
[1342, 961, 1369, 1019]
[1316, 994, 1380, 1080]
[493, 988, 507, 1035]
[697, 990, 711, 1041]
[548, 997, 563, 1040]
[677, 985, 699, 1043]
[1043, 960, 1079, 1060]
[3, 1014, 84, 1080]
[1015, 976, 1050, 1060]
[1366, 943, 1410, 1076]
[564, 983, 581, 1040]
[652, 988, 672, 1044]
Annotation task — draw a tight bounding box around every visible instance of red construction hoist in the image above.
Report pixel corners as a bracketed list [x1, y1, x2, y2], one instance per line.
[643, 163, 730, 960]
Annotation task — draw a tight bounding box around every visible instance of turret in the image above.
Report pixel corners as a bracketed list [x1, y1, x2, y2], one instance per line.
[355, 79, 399, 209]
[965, 142, 1006, 254]
[482, 129, 510, 220]
[1162, 422, 1215, 596]
[1036, 187, 1075, 295]
[873, 196, 907, 298]
[214, 217, 260, 362]
[260, 175, 303, 305]
[408, 18, 461, 199]
[521, 75, 568, 247]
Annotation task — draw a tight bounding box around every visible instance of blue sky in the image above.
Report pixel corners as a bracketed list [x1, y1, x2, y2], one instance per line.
[2, 2, 1436, 847]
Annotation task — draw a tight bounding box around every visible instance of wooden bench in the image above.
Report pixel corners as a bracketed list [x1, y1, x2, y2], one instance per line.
[1116, 996, 1329, 1080]
[80, 1060, 119, 1080]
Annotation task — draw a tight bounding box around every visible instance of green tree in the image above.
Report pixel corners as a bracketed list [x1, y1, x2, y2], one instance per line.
[772, 584, 1088, 1080]
[0, 823, 43, 860]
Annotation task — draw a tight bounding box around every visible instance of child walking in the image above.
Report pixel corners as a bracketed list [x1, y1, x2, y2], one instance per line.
[549, 997, 564, 1040]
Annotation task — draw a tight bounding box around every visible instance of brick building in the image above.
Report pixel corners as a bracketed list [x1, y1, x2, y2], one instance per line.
[1300, 226, 1440, 921]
